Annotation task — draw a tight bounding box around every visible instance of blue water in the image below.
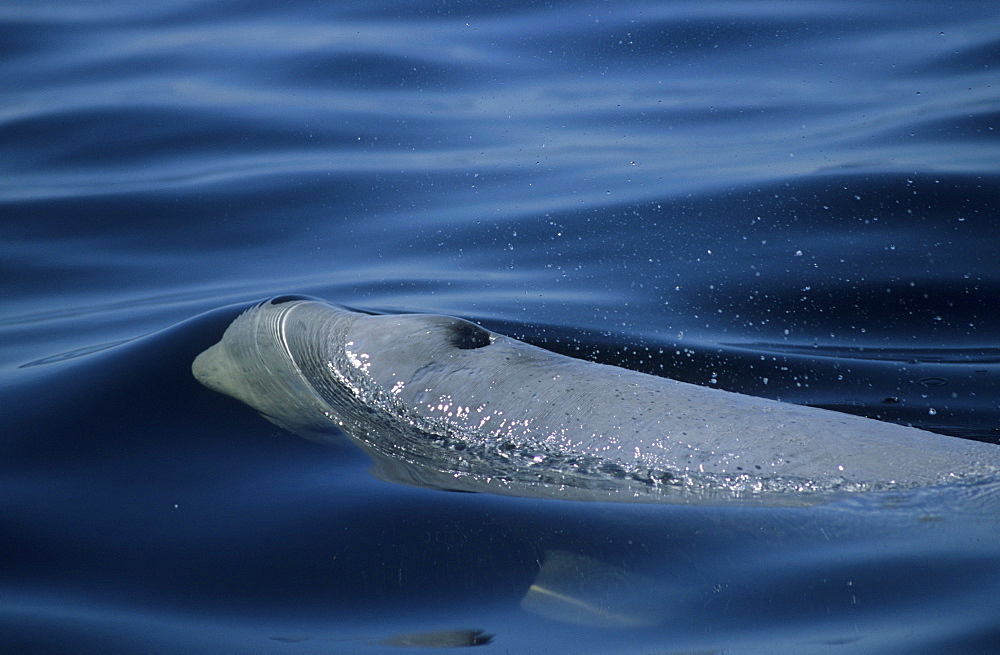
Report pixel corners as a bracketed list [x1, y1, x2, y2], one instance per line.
[3, 1, 1000, 652]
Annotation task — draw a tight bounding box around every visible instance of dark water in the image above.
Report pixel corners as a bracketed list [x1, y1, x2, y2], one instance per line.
[3, 1, 1000, 652]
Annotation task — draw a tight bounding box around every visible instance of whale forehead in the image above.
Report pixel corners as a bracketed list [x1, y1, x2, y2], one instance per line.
[336, 313, 512, 391]
[346, 313, 494, 353]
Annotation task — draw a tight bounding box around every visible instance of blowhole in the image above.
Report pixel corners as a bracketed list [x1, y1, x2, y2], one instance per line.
[449, 321, 493, 350]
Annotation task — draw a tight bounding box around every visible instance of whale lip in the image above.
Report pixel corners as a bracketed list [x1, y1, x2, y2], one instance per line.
[191, 342, 225, 396]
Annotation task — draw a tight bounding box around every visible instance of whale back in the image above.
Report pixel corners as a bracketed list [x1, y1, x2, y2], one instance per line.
[193, 298, 1000, 503]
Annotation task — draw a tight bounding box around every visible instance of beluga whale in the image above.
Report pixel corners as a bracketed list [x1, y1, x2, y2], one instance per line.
[192, 297, 1000, 504]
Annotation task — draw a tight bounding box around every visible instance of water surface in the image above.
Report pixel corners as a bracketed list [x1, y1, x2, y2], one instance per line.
[3, 1, 1000, 652]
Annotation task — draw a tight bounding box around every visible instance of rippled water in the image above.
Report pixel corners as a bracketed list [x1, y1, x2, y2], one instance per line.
[3, 1, 1000, 652]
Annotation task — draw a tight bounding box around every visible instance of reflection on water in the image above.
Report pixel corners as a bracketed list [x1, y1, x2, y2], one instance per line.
[522, 549, 661, 628]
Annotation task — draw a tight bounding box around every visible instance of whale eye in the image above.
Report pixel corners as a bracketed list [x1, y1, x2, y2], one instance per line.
[448, 321, 493, 350]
